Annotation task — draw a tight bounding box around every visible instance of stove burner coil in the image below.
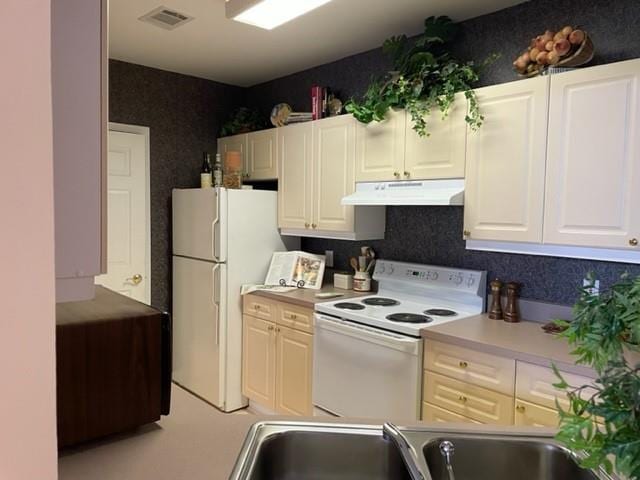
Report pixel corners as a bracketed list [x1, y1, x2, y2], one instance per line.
[386, 313, 433, 324]
[334, 302, 366, 310]
[424, 308, 458, 317]
[362, 297, 400, 307]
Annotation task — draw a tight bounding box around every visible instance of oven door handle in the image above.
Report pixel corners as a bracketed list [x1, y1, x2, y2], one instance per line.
[314, 314, 420, 354]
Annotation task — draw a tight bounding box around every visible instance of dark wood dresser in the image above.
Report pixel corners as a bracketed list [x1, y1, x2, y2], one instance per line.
[56, 286, 171, 448]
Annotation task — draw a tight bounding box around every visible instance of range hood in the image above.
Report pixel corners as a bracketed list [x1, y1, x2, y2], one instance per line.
[341, 179, 465, 206]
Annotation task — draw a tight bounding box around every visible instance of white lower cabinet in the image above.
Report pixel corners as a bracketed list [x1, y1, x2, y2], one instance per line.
[242, 296, 314, 416]
[422, 340, 596, 428]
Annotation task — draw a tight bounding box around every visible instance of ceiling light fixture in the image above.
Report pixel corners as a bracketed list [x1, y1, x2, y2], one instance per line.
[226, 0, 333, 30]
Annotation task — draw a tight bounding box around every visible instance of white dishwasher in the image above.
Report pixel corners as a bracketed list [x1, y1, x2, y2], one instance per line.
[313, 314, 423, 421]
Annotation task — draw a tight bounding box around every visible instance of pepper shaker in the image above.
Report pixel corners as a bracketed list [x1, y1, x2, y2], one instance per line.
[488, 279, 503, 320]
[504, 282, 521, 323]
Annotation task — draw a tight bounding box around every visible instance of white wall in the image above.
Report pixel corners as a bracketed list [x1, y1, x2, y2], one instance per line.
[0, 1, 58, 479]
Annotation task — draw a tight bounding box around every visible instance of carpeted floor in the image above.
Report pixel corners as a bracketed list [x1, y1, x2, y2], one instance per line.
[58, 384, 257, 480]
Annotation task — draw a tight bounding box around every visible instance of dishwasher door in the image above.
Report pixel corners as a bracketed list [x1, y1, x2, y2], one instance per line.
[313, 314, 423, 421]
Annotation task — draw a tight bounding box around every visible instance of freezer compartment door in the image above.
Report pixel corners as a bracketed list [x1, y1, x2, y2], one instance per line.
[313, 314, 422, 420]
[172, 188, 226, 261]
[172, 256, 227, 407]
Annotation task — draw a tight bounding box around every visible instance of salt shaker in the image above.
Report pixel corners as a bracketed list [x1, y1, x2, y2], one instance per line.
[503, 282, 521, 323]
[488, 279, 503, 320]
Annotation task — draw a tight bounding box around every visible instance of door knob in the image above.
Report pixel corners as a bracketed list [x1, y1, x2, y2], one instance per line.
[126, 274, 143, 285]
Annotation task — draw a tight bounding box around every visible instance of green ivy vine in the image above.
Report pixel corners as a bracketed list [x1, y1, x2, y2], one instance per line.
[345, 16, 497, 136]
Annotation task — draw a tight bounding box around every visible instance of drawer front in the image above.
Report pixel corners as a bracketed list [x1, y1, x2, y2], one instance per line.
[514, 399, 559, 428]
[277, 302, 314, 334]
[424, 371, 514, 425]
[422, 402, 481, 424]
[243, 295, 277, 321]
[424, 340, 516, 395]
[516, 361, 596, 411]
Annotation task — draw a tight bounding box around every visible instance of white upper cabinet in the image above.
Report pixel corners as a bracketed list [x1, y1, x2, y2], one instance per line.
[543, 59, 640, 250]
[218, 133, 248, 174]
[464, 76, 549, 243]
[277, 115, 385, 239]
[313, 115, 357, 232]
[247, 129, 277, 180]
[355, 109, 406, 182]
[405, 93, 467, 179]
[277, 122, 313, 230]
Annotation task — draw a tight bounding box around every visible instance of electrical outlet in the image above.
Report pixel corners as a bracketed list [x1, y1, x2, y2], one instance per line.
[325, 250, 334, 268]
[583, 277, 600, 296]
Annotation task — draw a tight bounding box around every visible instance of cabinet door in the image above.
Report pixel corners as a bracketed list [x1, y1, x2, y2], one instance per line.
[355, 109, 406, 182]
[313, 115, 356, 232]
[247, 129, 277, 180]
[405, 94, 467, 179]
[464, 77, 549, 242]
[514, 399, 559, 428]
[277, 123, 313, 230]
[242, 315, 276, 409]
[218, 134, 249, 175]
[544, 59, 640, 249]
[275, 325, 313, 416]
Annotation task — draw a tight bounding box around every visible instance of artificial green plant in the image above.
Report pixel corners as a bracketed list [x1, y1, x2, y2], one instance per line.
[346, 16, 496, 136]
[554, 273, 640, 479]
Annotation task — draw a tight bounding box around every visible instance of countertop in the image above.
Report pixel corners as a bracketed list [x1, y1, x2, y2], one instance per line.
[249, 285, 368, 308]
[421, 314, 595, 377]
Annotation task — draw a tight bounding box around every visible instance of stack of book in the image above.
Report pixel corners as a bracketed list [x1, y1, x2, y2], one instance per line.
[311, 85, 332, 120]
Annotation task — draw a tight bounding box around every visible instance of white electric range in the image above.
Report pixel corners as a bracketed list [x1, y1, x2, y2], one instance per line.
[313, 260, 487, 421]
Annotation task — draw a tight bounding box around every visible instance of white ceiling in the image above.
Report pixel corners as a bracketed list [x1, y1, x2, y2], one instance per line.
[109, 0, 525, 87]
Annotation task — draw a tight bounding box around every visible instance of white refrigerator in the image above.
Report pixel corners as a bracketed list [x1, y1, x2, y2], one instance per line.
[172, 188, 296, 411]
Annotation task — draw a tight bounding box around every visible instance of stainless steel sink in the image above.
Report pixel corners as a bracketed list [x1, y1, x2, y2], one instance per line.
[229, 422, 617, 480]
[422, 435, 600, 480]
[230, 423, 412, 480]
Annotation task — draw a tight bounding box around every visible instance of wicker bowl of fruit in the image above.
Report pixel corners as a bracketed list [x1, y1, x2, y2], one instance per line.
[513, 26, 594, 77]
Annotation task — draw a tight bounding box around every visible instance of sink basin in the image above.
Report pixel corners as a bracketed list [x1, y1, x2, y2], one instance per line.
[233, 424, 411, 480]
[230, 422, 615, 480]
[423, 436, 598, 480]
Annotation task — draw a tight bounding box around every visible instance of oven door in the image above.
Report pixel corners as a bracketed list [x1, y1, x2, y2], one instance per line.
[313, 314, 423, 421]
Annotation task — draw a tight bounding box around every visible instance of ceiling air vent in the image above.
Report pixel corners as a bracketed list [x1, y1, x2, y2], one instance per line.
[139, 6, 194, 30]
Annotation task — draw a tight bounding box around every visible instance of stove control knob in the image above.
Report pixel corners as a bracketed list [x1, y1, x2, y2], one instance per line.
[431, 272, 439, 280]
[454, 274, 464, 285]
[378, 263, 386, 273]
[467, 276, 475, 287]
[388, 265, 395, 274]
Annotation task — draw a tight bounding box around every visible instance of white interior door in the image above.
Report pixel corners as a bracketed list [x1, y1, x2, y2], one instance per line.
[96, 129, 149, 303]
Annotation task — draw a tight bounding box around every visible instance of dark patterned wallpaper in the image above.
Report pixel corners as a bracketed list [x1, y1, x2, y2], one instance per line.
[109, 60, 243, 311]
[244, 0, 640, 306]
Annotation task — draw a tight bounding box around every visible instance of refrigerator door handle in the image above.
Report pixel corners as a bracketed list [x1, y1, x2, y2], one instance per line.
[211, 194, 220, 262]
[212, 264, 221, 345]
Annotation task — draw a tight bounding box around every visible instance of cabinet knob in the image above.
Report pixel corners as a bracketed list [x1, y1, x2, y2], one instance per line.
[254, 305, 261, 310]
[290, 314, 297, 320]
[459, 361, 468, 368]
[404, 171, 410, 178]
[304, 223, 310, 228]
[463, 230, 471, 238]
[458, 395, 468, 403]
[630, 238, 638, 246]
[312, 223, 317, 229]
[393, 171, 400, 178]
[267, 325, 274, 331]
[276, 327, 281, 333]
[516, 404, 526, 413]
